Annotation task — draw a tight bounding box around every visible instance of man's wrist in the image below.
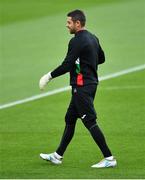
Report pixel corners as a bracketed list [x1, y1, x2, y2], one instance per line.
[46, 72, 52, 81]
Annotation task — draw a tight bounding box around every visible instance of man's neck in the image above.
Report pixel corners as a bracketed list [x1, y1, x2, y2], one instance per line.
[76, 27, 85, 32]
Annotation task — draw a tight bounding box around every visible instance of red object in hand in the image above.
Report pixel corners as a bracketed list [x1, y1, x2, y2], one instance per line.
[77, 73, 84, 86]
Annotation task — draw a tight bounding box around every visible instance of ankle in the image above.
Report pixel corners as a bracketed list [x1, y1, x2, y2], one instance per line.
[54, 152, 63, 160]
[105, 156, 114, 160]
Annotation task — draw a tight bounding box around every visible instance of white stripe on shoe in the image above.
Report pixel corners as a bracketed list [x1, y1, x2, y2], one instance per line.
[40, 153, 62, 165]
[91, 158, 117, 168]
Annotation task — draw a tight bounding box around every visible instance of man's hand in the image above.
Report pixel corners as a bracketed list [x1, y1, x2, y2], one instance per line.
[39, 72, 52, 90]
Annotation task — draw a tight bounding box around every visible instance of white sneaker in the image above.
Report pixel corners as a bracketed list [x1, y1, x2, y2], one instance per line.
[91, 157, 117, 168]
[40, 152, 62, 165]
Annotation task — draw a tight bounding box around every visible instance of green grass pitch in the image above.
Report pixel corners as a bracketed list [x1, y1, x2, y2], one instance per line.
[0, 0, 145, 178]
[0, 70, 145, 179]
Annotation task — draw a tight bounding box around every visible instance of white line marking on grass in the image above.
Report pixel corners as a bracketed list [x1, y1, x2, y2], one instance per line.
[0, 64, 145, 110]
[0, 86, 71, 110]
[99, 64, 145, 81]
[101, 85, 145, 90]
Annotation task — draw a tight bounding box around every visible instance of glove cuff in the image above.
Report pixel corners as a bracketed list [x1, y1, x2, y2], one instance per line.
[46, 72, 52, 82]
[48, 72, 52, 79]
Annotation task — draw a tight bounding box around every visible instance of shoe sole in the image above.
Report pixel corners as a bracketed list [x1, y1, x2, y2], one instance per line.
[91, 164, 117, 168]
[39, 154, 62, 165]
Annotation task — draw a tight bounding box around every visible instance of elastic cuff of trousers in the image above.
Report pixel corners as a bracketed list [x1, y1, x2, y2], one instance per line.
[54, 152, 63, 160]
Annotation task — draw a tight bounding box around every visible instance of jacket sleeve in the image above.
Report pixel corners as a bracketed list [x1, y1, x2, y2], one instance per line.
[98, 42, 105, 64]
[94, 35, 105, 65]
[98, 41, 105, 64]
[51, 38, 81, 78]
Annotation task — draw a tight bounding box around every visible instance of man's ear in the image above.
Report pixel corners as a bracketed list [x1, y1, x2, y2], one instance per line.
[76, 20, 81, 27]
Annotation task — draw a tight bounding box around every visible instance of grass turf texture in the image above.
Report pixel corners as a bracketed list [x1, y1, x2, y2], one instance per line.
[0, 0, 145, 178]
[0, 70, 145, 179]
[0, 0, 144, 104]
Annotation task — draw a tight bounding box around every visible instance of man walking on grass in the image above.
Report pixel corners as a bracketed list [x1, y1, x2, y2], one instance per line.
[39, 9, 117, 168]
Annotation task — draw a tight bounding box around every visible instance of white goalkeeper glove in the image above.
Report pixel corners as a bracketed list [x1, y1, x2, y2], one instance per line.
[39, 72, 52, 90]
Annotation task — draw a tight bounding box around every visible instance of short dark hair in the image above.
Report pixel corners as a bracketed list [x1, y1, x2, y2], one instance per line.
[67, 9, 86, 27]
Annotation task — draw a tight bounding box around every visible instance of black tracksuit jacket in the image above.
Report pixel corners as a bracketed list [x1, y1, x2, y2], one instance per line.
[51, 30, 105, 86]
